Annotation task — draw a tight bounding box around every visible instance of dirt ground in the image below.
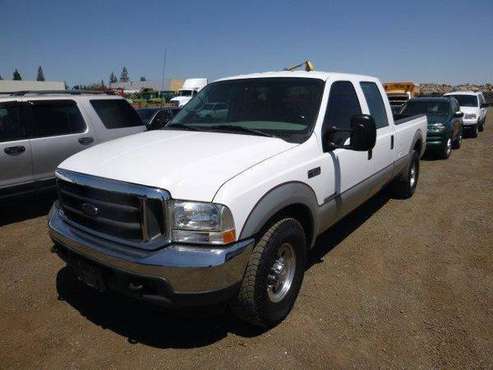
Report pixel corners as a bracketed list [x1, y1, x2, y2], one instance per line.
[1, 111, 492, 369]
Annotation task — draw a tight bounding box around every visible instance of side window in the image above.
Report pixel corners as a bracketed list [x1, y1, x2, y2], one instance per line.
[0, 104, 26, 142]
[30, 100, 86, 138]
[90, 99, 143, 129]
[323, 81, 362, 145]
[360, 82, 389, 129]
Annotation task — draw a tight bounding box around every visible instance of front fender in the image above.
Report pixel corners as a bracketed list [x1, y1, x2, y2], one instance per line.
[238, 182, 319, 247]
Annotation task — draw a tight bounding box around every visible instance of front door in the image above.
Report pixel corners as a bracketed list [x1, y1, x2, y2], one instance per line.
[321, 80, 372, 217]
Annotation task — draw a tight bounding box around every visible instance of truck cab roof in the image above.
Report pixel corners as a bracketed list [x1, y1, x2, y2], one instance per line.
[216, 70, 379, 83]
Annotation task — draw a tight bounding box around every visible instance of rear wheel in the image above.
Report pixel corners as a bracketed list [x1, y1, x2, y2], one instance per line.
[391, 149, 420, 199]
[230, 218, 306, 328]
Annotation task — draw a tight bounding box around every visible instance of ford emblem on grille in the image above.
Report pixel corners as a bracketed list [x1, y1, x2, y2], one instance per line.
[81, 202, 99, 217]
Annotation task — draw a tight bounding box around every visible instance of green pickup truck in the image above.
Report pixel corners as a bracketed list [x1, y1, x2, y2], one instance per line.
[399, 97, 464, 159]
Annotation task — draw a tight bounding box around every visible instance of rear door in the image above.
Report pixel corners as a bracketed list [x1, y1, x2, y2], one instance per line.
[359, 81, 395, 190]
[27, 99, 94, 183]
[0, 101, 33, 191]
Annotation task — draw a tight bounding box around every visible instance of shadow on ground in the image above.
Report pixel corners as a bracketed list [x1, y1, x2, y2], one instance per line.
[55, 190, 391, 349]
[0, 191, 56, 227]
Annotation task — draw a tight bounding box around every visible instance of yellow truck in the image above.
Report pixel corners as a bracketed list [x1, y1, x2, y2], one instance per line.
[384, 82, 420, 113]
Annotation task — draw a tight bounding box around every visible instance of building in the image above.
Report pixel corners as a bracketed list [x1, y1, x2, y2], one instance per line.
[109, 79, 185, 94]
[0, 80, 65, 93]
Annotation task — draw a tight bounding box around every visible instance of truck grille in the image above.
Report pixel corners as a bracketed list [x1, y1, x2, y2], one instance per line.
[56, 170, 169, 248]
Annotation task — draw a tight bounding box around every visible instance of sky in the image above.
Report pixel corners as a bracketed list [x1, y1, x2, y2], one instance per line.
[1, 0, 492, 86]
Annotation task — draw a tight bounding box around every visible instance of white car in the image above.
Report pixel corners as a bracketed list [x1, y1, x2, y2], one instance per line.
[48, 71, 426, 328]
[444, 91, 488, 137]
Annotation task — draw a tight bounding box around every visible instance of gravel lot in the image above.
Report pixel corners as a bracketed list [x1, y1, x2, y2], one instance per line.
[1, 111, 492, 369]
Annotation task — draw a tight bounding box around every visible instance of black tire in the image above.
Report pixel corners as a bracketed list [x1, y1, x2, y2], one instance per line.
[391, 149, 420, 199]
[230, 218, 306, 328]
[478, 120, 484, 132]
[470, 124, 479, 138]
[438, 136, 453, 159]
[452, 131, 462, 149]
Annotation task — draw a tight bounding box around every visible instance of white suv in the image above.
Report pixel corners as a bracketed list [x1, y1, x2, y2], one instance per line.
[0, 92, 145, 199]
[444, 91, 488, 137]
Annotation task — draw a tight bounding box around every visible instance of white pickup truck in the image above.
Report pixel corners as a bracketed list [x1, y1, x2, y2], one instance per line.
[48, 71, 427, 328]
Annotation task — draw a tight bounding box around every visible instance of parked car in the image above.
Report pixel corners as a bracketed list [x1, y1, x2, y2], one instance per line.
[48, 71, 426, 328]
[136, 107, 180, 130]
[399, 97, 463, 159]
[0, 92, 145, 200]
[444, 91, 488, 137]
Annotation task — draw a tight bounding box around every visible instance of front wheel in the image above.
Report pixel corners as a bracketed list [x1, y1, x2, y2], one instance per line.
[452, 131, 462, 149]
[439, 137, 453, 159]
[230, 218, 306, 328]
[479, 120, 484, 132]
[391, 149, 420, 199]
[471, 124, 479, 138]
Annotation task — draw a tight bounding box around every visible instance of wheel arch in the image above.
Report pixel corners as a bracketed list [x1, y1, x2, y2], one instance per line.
[238, 182, 319, 249]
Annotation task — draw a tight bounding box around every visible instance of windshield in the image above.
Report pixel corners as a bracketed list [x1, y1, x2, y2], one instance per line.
[167, 78, 324, 143]
[178, 90, 193, 97]
[447, 94, 478, 107]
[401, 101, 449, 117]
[136, 108, 158, 122]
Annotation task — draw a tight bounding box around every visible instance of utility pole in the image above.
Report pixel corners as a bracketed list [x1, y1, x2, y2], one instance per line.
[161, 48, 167, 108]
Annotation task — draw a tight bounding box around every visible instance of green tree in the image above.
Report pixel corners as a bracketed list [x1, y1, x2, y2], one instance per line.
[13, 69, 22, 80]
[140, 76, 146, 81]
[119, 66, 129, 82]
[36, 66, 45, 81]
[0, 73, 3, 80]
[109, 72, 117, 84]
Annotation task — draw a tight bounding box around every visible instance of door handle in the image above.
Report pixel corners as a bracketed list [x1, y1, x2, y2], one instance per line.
[390, 135, 394, 150]
[4, 146, 26, 155]
[78, 137, 94, 145]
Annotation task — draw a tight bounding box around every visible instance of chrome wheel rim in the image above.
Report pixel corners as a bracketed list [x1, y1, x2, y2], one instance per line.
[409, 161, 417, 188]
[267, 243, 296, 303]
[446, 138, 452, 155]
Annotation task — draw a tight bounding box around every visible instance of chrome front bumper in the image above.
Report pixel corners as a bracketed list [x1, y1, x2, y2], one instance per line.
[48, 204, 254, 304]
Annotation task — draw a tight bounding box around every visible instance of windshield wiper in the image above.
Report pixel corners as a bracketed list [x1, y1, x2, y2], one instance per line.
[165, 123, 199, 131]
[206, 125, 276, 138]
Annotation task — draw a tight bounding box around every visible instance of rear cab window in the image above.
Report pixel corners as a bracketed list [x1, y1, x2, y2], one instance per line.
[90, 99, 143, 129]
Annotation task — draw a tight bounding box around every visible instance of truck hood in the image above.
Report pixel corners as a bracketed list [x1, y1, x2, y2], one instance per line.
[459, 106, 479, 115]
[58, 130, 297, 201]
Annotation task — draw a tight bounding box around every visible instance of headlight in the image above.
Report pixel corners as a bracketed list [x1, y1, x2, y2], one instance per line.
[170, 201, 236, 245]
[464, 113, 477, 119]
[429, 123, 446, 131]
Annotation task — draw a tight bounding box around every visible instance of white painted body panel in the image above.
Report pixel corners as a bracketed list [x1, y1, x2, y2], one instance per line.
[59, 130, 296, 202]
[57, 71, 427, 240]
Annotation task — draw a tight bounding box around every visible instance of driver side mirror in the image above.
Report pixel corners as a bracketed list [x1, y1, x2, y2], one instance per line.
[326, 114, 377, 152]
[454, 111, 464, 118]
[481, 103, 488, 108]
